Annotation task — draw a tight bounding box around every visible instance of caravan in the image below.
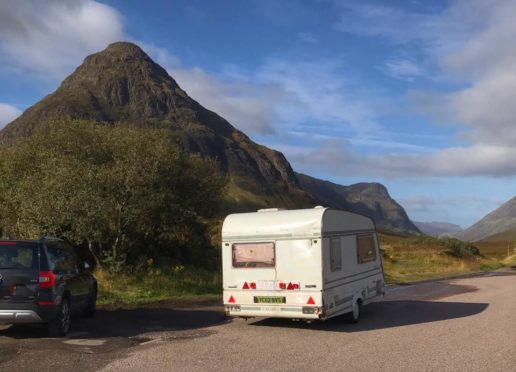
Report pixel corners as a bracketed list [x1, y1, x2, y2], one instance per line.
[222, 207, 385, 322]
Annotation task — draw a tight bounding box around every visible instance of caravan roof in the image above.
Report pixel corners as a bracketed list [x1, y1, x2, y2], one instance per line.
[222, 207, 375, 241]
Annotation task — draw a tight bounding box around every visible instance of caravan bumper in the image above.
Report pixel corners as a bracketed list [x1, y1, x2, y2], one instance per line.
[224, 291, 324, 319]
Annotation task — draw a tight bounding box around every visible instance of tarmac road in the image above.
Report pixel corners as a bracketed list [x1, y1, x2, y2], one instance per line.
[1, 270, 515, 372]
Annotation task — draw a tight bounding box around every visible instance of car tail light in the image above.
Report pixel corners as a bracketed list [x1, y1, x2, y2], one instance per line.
[38, 271, 56, 289]
[0, 241, 16, 245]
[37, 301, 55, 306]
[279, 282, 286, 289]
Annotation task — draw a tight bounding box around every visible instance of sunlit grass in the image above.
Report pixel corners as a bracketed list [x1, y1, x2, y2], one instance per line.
[96, 265, 222, 306]
[96, 233, 508, 305]
[379, 233, 503, 284]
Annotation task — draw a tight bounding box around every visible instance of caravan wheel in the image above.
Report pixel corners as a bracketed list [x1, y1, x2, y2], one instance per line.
[347, 300, 361, 323]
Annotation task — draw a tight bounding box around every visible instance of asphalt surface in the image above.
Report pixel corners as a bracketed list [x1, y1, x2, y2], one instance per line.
[1, 270, 515, 372]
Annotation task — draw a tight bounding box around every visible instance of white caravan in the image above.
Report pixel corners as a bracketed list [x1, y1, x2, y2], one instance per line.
[222, 207, 385, 322]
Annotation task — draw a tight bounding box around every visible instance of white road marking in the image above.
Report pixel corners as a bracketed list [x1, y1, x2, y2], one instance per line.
[64, 339, 106, 346]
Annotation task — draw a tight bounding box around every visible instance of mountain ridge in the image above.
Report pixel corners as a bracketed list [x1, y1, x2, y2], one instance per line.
[455, 197, 516, 242]
[414, 221, 463, 238]
[296, 172, 421, 234]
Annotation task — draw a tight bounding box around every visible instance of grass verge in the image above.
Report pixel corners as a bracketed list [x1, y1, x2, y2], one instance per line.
[96, 265, 222, 306]
[96, 234, 509, 306]
[380, 234, 503, 284]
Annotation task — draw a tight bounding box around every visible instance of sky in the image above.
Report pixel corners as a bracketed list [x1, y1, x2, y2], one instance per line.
[0, 0, 515, 228]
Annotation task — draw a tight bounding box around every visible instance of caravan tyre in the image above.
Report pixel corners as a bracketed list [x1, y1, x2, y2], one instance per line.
[347, 300, 361, 323]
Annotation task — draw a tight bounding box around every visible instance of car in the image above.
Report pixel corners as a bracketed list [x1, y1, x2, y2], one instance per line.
[0, 237, 97, 336]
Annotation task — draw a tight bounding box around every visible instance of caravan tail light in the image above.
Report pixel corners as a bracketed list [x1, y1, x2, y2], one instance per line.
[278, 282, 300, 290]
[287, 282, 300, 290]
[242, 282, 256, 289]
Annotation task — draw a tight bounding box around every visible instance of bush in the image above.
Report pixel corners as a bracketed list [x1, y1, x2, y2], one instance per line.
[441, 238, 481, 259]
[0, 120, 227, 272]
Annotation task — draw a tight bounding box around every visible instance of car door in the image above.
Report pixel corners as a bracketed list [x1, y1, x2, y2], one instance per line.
[44, 241, 89, 311]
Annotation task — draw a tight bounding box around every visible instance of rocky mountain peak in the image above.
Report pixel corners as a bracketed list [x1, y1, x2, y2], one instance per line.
[0, 42, 310, 210]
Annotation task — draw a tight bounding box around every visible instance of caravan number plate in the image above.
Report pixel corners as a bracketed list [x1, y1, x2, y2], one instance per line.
[254, 296, 286, 304]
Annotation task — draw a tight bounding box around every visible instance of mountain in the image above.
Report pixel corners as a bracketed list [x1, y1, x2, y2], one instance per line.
[455, 197, 516, 242]
[414, 221, 463, 238]
[0, 41, 420, 234]
[296, 173, 421, 234]
[478, 228, 516, 243]
[0, 42, 312, 210]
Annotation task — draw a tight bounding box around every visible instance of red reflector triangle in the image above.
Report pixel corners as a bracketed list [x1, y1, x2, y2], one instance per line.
[242, 282, 250, 289]
[287, 282, 294, 290]
[307, 296, 315, 305]
[228, 296, 235, 303]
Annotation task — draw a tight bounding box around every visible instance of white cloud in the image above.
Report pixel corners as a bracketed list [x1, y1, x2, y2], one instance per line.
[383, 58, 425, 81]
[147, 51, 384, 137]
[168, 66, 278, 135]
[288, 140, 516, 178]
[256, 58, 382, 137]
[0, 104, 22, 129]
[326, 0, 516, 178]
[0, 0, 124, 79]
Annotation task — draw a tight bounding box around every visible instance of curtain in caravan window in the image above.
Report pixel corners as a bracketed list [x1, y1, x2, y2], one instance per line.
[330, 237, 342, 271]
[357, 235, 376, 264]
[232, 242, 275, 267]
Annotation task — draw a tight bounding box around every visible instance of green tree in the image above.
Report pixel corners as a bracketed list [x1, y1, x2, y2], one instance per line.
[0, 120, 226, 270]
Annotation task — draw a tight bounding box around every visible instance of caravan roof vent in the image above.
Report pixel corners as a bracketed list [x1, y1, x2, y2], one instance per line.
[314, 205, 325, 209]
[257, 208, 285, 212]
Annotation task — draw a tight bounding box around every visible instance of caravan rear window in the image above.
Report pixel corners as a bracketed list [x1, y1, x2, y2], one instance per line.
[232, 242, 275, 268]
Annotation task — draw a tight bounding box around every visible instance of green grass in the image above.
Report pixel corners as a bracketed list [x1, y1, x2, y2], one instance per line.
[379, 233, 504, 284]
[96, 265, 222, 306]
[96, 233, 508, 306]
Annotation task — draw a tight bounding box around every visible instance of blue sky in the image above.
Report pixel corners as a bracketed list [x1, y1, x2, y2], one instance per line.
[0, 0, 515, 228]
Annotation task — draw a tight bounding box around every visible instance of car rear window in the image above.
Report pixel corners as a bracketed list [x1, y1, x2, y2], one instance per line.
[0, 242, 38, 270]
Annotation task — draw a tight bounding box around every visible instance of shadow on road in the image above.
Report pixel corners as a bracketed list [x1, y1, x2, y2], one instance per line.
[251, 300, 489, 332]
[0, 305, 227, 339]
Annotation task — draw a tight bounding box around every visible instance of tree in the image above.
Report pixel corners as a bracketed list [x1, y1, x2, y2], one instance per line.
[0, 120, 226, 270]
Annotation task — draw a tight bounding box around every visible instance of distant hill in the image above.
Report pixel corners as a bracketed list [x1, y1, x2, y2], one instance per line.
[455, 197, 516, 242]
[414, 221, 463, 238]
[296, 173, 420, 234]
[0, 42, 313, 210]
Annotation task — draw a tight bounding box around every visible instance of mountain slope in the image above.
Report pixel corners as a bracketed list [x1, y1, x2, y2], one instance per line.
[0, 42, 312, 210]
[456, 197, 516, 242]
[296, 172, 420, 234]
[414, 221, 463, 237]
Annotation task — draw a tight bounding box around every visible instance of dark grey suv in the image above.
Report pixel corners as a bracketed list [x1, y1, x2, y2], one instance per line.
[0, 238, 97, 336]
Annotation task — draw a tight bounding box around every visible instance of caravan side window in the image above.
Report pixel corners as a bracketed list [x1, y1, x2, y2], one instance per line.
[232, 242, 275, 268]
[357, 234, 376, 264]
[330, 237, 342, 271]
